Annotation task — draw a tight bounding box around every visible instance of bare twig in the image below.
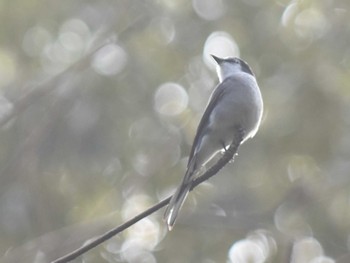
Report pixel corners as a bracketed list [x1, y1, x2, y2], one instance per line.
[52, 129, 243, 263]
[52, 197, 171, 263]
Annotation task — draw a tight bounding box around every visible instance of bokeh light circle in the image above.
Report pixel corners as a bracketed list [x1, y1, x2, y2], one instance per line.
[154, 82, 188, 116]
[92, 44, 128, 76]
[203, 31, 240, 69]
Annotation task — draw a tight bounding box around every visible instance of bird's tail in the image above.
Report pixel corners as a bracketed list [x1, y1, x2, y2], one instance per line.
[164, 162, 196, 230]
[163, 180, 191, 230]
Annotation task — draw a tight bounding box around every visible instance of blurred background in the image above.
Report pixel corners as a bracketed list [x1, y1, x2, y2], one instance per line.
[0, 0, 350, 262]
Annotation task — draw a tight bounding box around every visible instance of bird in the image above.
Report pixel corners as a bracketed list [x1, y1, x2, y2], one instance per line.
[163, 55, 263, 230]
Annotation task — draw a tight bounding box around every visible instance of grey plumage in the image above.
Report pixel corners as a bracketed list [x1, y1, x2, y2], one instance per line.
[164, 55, 263, 230]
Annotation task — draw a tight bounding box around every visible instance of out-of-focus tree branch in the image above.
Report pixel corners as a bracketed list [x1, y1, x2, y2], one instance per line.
[0, 15, 148, 128]
[0, 44, 104, 128]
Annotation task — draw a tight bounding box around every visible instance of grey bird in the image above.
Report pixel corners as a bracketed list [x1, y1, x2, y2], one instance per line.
[164, 55, 263, 230]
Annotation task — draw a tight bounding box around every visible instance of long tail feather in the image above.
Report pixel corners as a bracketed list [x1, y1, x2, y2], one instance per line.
[164, 182, 191, 230]
[164, 161, 196, 230]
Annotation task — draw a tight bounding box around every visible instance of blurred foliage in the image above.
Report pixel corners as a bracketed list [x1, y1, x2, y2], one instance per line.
[0, 0, 350, 262]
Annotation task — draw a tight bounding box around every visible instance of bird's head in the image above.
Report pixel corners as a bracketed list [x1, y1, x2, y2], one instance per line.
[211, 55, 254, 82]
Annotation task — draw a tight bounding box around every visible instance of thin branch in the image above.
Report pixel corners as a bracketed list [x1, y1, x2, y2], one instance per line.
[51, 129, 243, 263]
[51, 197, 171, 263]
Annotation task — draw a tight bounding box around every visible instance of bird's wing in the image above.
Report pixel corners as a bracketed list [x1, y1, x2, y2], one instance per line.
[187, 78, 230, 166]
[164, 80, 230, 229]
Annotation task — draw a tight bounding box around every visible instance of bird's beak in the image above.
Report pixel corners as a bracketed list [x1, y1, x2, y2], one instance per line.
[211, 54, 224, 64]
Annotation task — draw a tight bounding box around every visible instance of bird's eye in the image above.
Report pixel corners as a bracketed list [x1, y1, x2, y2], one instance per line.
[227, 58, 237, 64]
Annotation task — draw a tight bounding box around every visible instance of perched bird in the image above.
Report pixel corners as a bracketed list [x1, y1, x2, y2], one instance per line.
[164, 55, 263, 230]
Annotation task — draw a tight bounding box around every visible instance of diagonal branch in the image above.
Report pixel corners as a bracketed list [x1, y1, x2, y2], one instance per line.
[51, 129, 244, 263]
